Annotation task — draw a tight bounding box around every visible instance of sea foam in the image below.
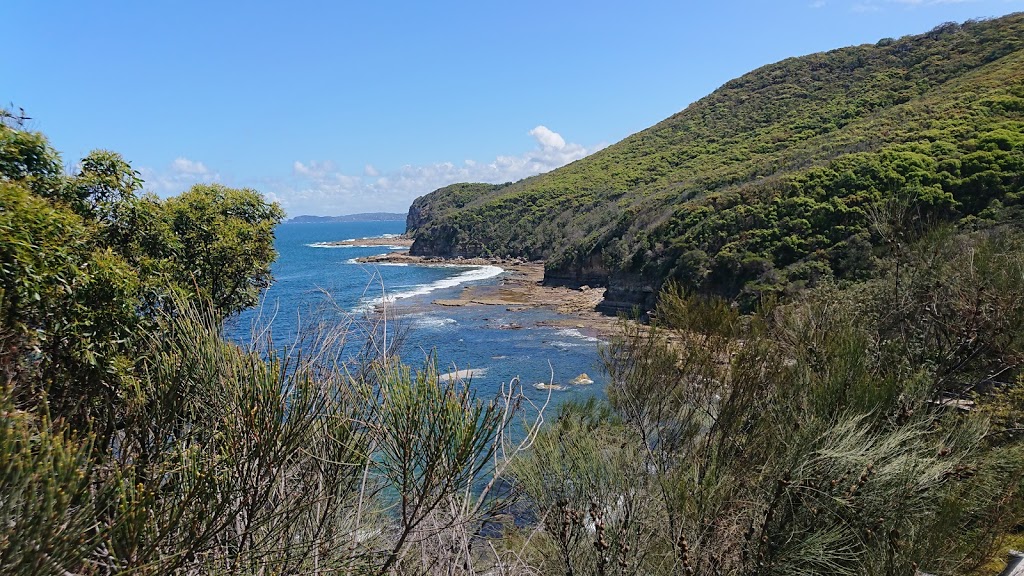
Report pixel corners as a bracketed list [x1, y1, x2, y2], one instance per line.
[410, 316, 458, 330]
[554, 328, 604, 344]
[358, 265, 503, 311]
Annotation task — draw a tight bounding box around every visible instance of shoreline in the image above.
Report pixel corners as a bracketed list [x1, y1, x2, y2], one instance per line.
[356, 251, 624, 340]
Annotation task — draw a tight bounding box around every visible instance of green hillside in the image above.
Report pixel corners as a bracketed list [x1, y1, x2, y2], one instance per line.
[407, 14, 1024, 310]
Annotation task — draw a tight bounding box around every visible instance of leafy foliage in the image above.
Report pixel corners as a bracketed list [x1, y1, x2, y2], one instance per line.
[5, 14, 1024, 575]
[164, 184, 284, 316]
[0, 119, 283, 440]
[0, 181, 140, 430]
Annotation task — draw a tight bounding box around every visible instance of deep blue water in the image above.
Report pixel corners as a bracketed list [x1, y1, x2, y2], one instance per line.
[226, 221, 606, 408]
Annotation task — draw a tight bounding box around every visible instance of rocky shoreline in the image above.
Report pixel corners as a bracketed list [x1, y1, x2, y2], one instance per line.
[355, 251, 624, 339]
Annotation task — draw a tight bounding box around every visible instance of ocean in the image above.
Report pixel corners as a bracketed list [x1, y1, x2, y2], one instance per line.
[225, 221, 607, 408]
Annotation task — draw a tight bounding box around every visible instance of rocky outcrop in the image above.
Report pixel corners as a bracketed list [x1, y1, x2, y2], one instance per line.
[542, 253, 609, 289]
[542, 254, 657, 315]
[597, 274, 660, 316]
[408, 223, 490, 259]
[409, 213, 658, 313]
[408, 223, 457, 257]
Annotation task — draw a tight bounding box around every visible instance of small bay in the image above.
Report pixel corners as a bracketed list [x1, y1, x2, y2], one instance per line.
[226, 220, 607, 408]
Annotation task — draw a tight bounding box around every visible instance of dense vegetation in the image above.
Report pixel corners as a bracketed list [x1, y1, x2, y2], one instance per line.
[408, 14, 1024, 310]
[1, 116, 283, 438]
[3, 14, 1024, 576]
[4, 113, 1022, 574]
[508, 225, 1024, 575]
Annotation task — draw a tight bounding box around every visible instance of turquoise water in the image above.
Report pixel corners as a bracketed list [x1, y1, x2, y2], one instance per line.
[226, 221, 607, 407]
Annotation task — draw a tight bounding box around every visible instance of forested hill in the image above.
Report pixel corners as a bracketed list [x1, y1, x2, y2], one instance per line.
[407, 14, 1024, 311]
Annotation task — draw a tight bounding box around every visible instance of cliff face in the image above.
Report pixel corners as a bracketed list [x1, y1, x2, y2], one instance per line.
[542, 253, 659, 314]
[597, 274, 660, 316]
[405, 14, 1024, 311]
[408, 222, 467, 257]
[405, 200, 430, 234]
[542, 252, 609, 289]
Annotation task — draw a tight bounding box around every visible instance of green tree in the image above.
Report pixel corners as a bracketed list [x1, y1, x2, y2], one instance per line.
[163, 183, 285, 317]
[63, 149, 143, 220]
[0, 182, 140, 430]
[0, 117, 283, 436]
[0, 121, 62, 197]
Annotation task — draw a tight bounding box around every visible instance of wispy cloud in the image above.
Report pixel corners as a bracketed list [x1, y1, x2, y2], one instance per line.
[271, 125, 605, 216]
[292, 160, 338, 180]
[138, 126, 604, 215]
[140, 156, 220, 197]
[170, 157, 211, 176]
[809, 0, 827, 8]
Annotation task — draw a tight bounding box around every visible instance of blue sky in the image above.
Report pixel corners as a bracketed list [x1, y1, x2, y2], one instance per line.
[5, 0, 1023, 216]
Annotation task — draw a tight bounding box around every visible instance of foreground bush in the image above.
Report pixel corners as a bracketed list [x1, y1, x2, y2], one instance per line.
[511, 227, 1024, 576]
[0, 301, 545, 574]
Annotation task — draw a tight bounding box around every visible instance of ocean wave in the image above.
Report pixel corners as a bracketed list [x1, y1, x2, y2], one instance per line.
[549, 340, 584, 351]
[357, 265, 504, 311]
[410, 316, 458, 330]
[554, 328, 604, 344]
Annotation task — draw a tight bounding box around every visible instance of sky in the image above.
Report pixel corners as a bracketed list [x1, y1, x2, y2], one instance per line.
[5, 0, 1023, 216]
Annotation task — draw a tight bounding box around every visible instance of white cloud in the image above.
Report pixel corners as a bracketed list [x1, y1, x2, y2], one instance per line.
[292, 160, 335, 179]
[809, 0, 827, 8]
[139, 156, 220, 197]
[170, 157, 211, 176]
[528, 125, 566, 150]
[272, 126, 604, 216]
[139, 127, 604, 216]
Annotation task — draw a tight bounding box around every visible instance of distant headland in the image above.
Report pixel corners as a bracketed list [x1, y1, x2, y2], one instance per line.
[286, 212, 406, 224]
